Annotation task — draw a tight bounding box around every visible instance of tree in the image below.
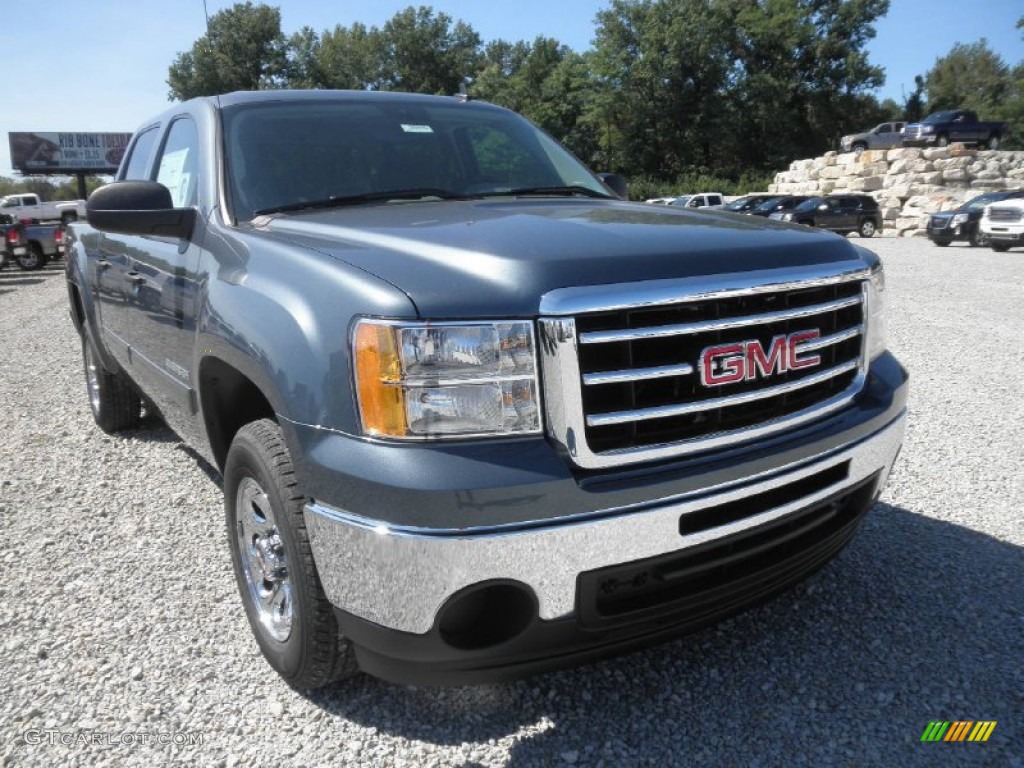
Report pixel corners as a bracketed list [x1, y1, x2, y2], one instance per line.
[167, 2, 287, 100]
[902, 75, 925, 122]
[472, 37, 599, 163]
[730, 0, 889, 169]
[377, 6, 481, 94]
[588, 0, 889, 178]
[287, 22, 386, 90]
[925, 40, 1010, 115]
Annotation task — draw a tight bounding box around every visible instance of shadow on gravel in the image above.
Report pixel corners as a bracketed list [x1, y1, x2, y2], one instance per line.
[122, 417, 223, 486]
[305, 503, 1021, 766]
[0, 267, 64, 281]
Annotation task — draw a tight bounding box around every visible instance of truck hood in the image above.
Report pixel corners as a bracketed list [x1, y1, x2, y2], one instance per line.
[255, 199, 870, 317]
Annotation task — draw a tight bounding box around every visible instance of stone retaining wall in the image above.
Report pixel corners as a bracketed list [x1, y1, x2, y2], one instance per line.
[769, 147, 1024, 236]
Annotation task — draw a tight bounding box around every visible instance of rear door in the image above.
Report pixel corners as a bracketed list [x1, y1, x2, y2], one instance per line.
[836, 197, 860, 231]
[94, 124, 161, 370]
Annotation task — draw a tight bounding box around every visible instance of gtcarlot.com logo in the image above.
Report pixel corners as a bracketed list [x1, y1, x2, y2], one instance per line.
[24, 730, 204, 747]
[920, 721, 997, 742]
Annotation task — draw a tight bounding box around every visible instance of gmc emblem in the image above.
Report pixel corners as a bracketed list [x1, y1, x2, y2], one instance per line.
[699, 330, 821, 387]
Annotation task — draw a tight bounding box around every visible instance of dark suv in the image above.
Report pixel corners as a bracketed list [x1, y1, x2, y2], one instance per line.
[926, 190, 1024, 247]
[774, 195, 883, 238]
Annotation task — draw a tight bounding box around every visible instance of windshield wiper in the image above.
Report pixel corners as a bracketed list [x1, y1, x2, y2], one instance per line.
[254, 188, 472, 216]
[479, 185, 613, 199]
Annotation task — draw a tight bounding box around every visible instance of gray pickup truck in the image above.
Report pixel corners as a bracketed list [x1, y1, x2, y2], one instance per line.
[839, 121, 906, 155]
[65, 90, 907, 688]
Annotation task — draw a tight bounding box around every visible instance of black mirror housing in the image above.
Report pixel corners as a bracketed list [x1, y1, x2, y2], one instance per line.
[86, 181, 196, 239]
[598, 172, 629, 199]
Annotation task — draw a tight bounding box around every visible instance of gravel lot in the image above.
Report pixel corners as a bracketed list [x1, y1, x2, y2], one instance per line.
[1, 235, 1021, 767]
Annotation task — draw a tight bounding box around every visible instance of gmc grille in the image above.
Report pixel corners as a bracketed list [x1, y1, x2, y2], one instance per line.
[539, 271, 868, 469]
[988, 206, 1023, 223]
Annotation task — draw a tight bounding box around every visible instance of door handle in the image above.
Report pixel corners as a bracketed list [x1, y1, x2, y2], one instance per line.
[126, 271, 146, 284]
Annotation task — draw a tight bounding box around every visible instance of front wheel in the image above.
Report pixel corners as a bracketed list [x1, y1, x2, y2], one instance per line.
[986, 135, 1000, 151]
[852, 143, 866, 156]
[969, 228, 988, 247]
[932, 239, 952, 247]
[858, 219, 877, 238]
[81, 335, 142, 433]
[16, 243, 46, 271]
[936, 134, 950, 148]
[991, 243, 1011, 253]
[225, 419, 359, 689]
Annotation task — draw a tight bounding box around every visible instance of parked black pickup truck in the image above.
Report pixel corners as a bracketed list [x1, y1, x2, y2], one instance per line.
[66, 90, 907, 688]
[902, 110, 1006, 149]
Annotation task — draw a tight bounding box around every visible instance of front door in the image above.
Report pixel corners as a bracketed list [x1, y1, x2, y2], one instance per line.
[113, 117, 205, 436]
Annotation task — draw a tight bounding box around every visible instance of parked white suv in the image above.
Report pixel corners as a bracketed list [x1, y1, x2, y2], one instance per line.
[980, 197, 1024, 252]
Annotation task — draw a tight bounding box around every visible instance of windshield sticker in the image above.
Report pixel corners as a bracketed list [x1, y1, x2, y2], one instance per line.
[400, 124, 434, 134]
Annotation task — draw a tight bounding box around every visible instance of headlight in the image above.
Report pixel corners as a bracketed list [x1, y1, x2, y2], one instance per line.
[951, 213, 969, 227]
[921, 125, 934, 134]
[866, 262, 887, 361]
[353, 319, 541, 438]
[781, 213, 794, 221]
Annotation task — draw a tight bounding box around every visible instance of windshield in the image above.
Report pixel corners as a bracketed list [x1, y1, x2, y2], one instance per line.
[922, 112, 955, 124]
[961, 194, 1004, 212]
[793, 197, 824, 212]
[751, 196, 785, 213]
[223, 97, 610, 221]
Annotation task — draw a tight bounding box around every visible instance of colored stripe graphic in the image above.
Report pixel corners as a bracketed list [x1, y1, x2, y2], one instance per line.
[921, 722, 950, 742]
[920, 721, 996, 742]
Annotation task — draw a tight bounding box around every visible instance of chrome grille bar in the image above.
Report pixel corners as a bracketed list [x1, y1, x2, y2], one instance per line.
[586, 360, 860, 427]
[793, 324, 863, 352]
[583, 363, 695, 386]
[579, 295, 861, 345]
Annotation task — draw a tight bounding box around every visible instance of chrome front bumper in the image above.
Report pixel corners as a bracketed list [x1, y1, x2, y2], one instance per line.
[304, 410, 906, 634]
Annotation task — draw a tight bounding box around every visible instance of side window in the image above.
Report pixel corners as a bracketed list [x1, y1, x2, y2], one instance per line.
[878, 124, 891, 134]
[155, 118, 200, 208]
[121, 127, 160, 181]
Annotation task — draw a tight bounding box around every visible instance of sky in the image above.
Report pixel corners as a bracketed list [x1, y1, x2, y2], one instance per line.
[2, 0, 1022, 180]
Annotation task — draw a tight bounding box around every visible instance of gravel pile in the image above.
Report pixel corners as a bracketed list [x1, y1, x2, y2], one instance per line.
[1, 237, 1021, 767]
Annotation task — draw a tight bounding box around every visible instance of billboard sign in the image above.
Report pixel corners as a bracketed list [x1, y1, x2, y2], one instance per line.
[9, 131, 132, 173]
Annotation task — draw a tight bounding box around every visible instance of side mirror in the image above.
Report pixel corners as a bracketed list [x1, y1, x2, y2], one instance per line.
[598, 172, 628, 199]
[86, 181, 196, 239]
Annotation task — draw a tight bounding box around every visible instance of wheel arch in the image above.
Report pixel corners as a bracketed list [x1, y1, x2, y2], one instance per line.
[197, 356, 278, 472]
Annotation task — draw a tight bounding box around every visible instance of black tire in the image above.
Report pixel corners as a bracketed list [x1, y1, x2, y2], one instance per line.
[936, 134, 949, 148]
[968, 228, 988, 248]
[933, 239, 951, 247]
[81, 334, 142, 433]
[852, 143, 867, 156]
[858, 219, 877, 238]
[991, 243, 1010, 253]
[225, 419, 359, 689]
[986, 135, 1000, 151]
[17, 243, 46, 271]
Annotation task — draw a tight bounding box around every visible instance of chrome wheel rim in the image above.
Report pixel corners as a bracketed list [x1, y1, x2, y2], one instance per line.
[862, 221, 875, 236]
[83, 343, 101, 415]
[236, 476, 293, 642]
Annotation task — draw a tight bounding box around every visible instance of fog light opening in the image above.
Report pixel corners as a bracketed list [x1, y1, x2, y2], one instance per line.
[438, 581, 536, 650]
